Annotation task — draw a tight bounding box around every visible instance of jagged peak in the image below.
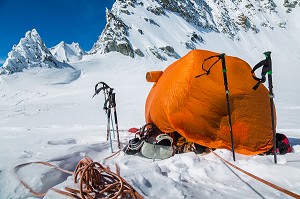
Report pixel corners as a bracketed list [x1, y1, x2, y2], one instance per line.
[58, 41, 66, 46]
[50, 41, 86, 63]
[0, 29, 71, 75]
[25, 28, 39, 38]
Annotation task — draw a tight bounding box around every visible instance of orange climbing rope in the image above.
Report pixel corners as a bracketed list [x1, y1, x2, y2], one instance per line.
[211, 150, 300, 199]
[14, 151, 144, 199]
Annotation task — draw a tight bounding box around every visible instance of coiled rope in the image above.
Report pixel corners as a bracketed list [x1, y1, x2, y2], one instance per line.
[211, 150, 300, 199]
[14, 151, 143, 199]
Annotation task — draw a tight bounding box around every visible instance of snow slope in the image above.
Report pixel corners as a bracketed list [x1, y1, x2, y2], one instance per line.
[0, 50, 299, 198]
[0, 0, 300, 198]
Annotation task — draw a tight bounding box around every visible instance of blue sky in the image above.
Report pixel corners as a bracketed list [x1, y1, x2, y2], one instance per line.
[0, 0, 115, 64]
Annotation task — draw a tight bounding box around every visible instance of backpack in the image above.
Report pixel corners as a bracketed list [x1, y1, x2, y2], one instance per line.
[276, 133, 292, 154]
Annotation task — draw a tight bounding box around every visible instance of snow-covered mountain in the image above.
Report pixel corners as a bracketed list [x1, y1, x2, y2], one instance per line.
[50, 41, 87, 62]
[90, 0, 300, 62]
[1, 0, 299, 72]
[0, 29, 72, 75]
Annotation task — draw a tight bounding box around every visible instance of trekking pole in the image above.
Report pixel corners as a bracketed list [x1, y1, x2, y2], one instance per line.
[105, 88, 114, 153]
[196, 53, 236, 161]
[107, 104, 113, 153]
[220, 53, 236, 161]
[110, 112, 116, 139]
[251, 51, 277, 164]
[93, 82, 119, 153]
[112, 93, 121, 149]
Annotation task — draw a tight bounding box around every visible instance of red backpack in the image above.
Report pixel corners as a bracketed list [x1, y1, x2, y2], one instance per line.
[276, 133, 292, 154]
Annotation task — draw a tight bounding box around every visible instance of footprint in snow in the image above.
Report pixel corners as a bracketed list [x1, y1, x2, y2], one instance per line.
[47, 138, 76, 145]
[20, 150, 33, 159]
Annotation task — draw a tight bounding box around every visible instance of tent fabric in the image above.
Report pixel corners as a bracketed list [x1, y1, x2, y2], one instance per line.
[146, 71, 163, 82]
[145, 49, 274, 155]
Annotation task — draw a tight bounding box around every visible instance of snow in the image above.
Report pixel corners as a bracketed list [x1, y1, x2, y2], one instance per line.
[0, 51, 299, 199]
[50, 42, 86, 63]
[0, 0, 300, 198]
[0, 29, 72, 75]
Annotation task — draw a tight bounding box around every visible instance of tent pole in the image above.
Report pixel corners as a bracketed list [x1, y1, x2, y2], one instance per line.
[264, 52, 277, 164]
[220, 53, 236, 161]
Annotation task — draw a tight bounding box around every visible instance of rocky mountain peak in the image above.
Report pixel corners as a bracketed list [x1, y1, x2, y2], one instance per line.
[89, 8, 134, 57]
[1, 29, 71, 75]
[90, 0, 294, 62]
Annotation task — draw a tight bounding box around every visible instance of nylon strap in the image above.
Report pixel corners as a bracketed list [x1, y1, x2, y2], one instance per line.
[251, 59, 271, 90]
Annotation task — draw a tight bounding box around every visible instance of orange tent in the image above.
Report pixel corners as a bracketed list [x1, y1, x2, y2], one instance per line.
[145, 49, 274, 155]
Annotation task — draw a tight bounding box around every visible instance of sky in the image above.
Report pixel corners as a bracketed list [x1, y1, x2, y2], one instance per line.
[0, 0, 116, 64]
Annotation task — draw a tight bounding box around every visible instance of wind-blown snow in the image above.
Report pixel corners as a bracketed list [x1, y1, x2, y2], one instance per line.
[0, 0, 300, 198]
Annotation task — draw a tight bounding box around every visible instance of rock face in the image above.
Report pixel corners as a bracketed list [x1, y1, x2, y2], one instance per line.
[90, 9, 134, 58]
[90, 0, 290, 61]
[50, 42, 87, 62]
[0, 29, 71, 75]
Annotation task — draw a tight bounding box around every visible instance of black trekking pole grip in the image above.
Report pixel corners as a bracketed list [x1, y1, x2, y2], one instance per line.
[220, 53, 236, 161]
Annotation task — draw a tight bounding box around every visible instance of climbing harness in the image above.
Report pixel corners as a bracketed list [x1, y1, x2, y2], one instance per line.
[211, 149, 300, 198]
[14, 152, 144, 199]
[196, 53, 236, 161]
[93, 81, 121, 152]
[251, 52, 277, 164]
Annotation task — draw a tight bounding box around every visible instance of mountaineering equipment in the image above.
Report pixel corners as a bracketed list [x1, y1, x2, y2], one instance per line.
[173, 134, 210, 154]
[275, 133, 292, 154]
[251, 52, 277, 163]
[196, 53, 236, 161]
[124, 123, 174, 159]
[140, 132, 174, 159]
[265, 133, 292, 155]
[14, 155, 144, 199]
[93, 82, 120, 152]
[145, 49, 274, 155]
